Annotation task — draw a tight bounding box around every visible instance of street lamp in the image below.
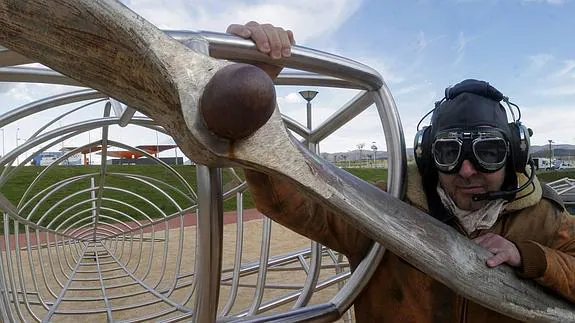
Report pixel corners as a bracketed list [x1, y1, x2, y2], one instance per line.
[371, 142, 377, 167]
[299, 90, 319, 152]
[155, 130, 160, 158]
[16, 127, 23, 164]
[88, 130, 92, 165]
[0, 128, 4, 157]
[299, 90, 318, 131]
[548, 139, 554, 169]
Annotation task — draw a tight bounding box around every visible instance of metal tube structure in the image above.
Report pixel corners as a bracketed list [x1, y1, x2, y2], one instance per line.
[0, 29, 399, 321]
[194, 166, 224, 322]
[0, 7, 563, 322]
[0, 24, 413, 323]
[307, 102, 312, 131]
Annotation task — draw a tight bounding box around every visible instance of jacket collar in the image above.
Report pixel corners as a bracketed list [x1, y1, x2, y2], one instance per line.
[405, 162, 541, 213]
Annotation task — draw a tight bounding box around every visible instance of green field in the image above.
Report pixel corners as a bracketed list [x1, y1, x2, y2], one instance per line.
[0, 165, 571, 234]
[0, 165, 244, 234]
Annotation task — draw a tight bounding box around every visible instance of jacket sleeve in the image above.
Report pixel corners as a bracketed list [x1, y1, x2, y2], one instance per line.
[515, 208, 575, 303]
[244, 169, 373, 259]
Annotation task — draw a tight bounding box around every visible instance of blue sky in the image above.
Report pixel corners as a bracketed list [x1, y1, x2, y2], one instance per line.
[2, 0, 574, 161]
[342, 0, 575, 93]
[315, 0, 575, 151]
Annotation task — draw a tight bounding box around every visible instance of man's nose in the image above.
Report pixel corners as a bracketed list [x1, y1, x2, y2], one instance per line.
[458, 159, 478, 177]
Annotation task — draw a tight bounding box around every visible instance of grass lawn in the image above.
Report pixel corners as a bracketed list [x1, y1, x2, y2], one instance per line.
[0, 164, 571, 234]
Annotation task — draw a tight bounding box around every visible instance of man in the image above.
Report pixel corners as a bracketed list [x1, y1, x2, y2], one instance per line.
[226, 22, 575, 322]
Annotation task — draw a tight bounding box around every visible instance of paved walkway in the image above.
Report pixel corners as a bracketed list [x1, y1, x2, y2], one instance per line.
[0, 208, 264, 251]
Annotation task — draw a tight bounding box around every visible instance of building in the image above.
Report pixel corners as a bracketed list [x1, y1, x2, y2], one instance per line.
[31, 149, 82, 166]
[102, 144, 181, 165]
[32, 145, 181, 166]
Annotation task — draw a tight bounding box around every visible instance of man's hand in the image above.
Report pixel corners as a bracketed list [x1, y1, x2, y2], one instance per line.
[226, 21, 295, 59]
[473, 233, 522, 268]
[226, 21, 295, 79]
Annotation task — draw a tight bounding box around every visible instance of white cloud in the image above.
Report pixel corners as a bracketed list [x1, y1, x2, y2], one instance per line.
[527, 53, 554, 71]
[451, 31, 485, 68]
[0, 83, 35, 102]
[276, 87, 357, 127]
[505, 54, 575, 148]
[127, 0, 362, 45]
[522, 0, 568, 5]
[0, 0, 449, 158]
[272, 86, 398, 153]
[1, 83, 85, 110]
[0, 83, 13, 94]
[552, 59, 575, 78]
[318, 105, 387, 153]
[415, 31, 428, 53]
[278, 92, 305, 104]
[521, 104, 575, 145]
[525, 56, 575, 98]
[539, 84, 575, 96]
[452, 31, 468, 66]
[414, 30, 446, 53]
[349, 55, 407, 85]
[8, 0, 573, 161]
[394, 83, 430, 96]
[0, 0, 370, 160]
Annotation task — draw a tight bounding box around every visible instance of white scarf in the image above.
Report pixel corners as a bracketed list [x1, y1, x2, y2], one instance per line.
[436, 184, 506, 235]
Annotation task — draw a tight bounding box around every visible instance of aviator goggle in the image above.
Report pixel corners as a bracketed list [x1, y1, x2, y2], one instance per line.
[432, 128, 509, 174]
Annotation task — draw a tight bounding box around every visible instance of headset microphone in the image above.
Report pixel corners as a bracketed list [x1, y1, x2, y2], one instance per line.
[472, 160, 536, 202]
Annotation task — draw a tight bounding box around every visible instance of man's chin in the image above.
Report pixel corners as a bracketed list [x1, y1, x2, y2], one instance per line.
[458, 186, 486, 195]
[455, 195, 488, 211]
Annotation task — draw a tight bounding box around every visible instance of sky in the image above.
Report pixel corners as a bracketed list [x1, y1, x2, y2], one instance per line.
[2, 0, 575, 163]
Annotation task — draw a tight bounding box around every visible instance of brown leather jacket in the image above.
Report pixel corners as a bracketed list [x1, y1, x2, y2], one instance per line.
[244, 163, 575, 322]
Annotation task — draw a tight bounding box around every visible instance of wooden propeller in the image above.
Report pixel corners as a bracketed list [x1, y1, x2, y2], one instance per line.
[0, 1, 573, 321]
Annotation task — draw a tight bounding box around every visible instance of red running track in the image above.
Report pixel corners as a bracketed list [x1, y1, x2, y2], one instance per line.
[0, 209, 264, 251]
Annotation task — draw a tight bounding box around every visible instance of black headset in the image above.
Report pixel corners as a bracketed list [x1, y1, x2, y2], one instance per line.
[414, 79, 532, 174]
[413, 79, 534, 201]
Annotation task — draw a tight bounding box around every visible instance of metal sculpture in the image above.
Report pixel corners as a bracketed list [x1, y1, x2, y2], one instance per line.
[0, 0, 573, 322]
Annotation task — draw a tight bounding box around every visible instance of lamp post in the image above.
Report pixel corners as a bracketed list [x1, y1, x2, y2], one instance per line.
[88, 130, 91, 165]
[16, 127, 20, 164]
[155, 131, 160, 158]
[371, 142, 377, 167]
[357, 143, 365, 166]
[548, 139, 554, 169]
[299, 90, 318, 151]
[299, 90, 318, 130]
[0, 128, 4, 157]
[59, 120, 64, 149]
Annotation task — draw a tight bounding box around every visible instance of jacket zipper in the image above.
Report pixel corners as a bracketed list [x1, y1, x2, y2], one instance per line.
[459, 296, 468, 323]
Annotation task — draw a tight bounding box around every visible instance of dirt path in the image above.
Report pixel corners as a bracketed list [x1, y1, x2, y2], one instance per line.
[0, 209, 355, 322]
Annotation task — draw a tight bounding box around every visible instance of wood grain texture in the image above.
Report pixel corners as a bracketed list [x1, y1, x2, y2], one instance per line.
[0, 0, 230, 165]
[0, 0, 573, 321]
[233, 112, 575, 322]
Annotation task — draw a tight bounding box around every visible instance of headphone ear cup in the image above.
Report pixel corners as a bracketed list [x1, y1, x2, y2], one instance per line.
[414, 126, 433, 174]
[508, 122, 530, 173]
